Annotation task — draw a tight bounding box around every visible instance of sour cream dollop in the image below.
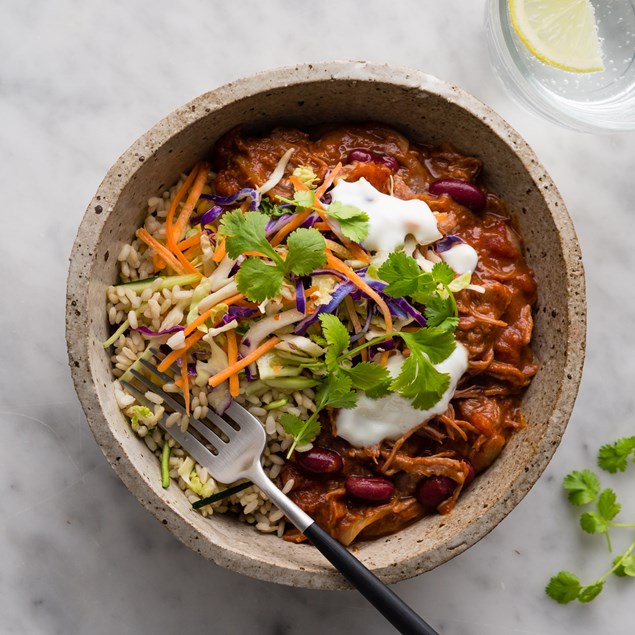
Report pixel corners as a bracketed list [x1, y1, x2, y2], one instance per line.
[328, 177, 442, 257]
[335, 345, 469, 448]
[440, 243, 479, 275]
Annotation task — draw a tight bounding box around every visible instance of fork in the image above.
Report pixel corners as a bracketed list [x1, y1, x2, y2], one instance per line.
[122, 355, 439, 635]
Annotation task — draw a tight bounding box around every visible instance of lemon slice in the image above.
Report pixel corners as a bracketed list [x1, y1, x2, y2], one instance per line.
[509, 0, 604, 73]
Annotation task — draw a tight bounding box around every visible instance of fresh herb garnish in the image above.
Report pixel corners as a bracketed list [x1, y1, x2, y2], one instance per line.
[259, 198, 288, 217]
[322, 201, 370, 243]
[281, 314, 454, 455]
[598, 436, 635, 473]
[546, 437, 635, 604]
[276, 192, 370, 243]
[218, 210, 326, 303]
[280, 413, 322, 451]
[378, 253, 461, 331]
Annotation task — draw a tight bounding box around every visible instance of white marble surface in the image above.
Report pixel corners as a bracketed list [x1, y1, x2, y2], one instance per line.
[2, 1, 635, 633]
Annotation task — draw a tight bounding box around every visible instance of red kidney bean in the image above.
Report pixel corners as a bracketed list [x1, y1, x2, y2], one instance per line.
[428, 179, 486, 213]
[345, 476, 395, 502]
[415, 476, 456, 508]
[464, 462, 476, 486]
[348, 148, 374, 163]
[347, 149, 400, 172]
[296, 447, 343, 474]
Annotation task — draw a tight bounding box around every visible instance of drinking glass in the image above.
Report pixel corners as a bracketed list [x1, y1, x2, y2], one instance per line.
[486, 0, 635, 132]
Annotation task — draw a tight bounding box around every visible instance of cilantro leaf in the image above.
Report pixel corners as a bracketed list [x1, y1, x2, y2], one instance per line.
[236, 259, 284, 303]
[431, 261, 455, 286]
[365, 381, 393, 399]
[580, 511, 608, 535]
[563, 469, 600, 506]
[400, 327, 456, 364]
[259, 198, 289, 217]
[292, 190, 316, 210]
[597, 488, 621, 521]
[598, 436, 635, 473]
[345, 362, 392, 391]
[377, 252, 421, 297]
[423, 293, 457, 329]
[284, 228, 327, 276]
[614, 554, 635, 577]
[578, 582, 604, 603]
[324, 201, 369, 243]
[317, 371, 358, 410]
[319, 314, 350, 371]
[218, 210, 278, 261]
[280, 413, 321, 448]
[390, 351, 450, 410]
[545, 571, 582, 604]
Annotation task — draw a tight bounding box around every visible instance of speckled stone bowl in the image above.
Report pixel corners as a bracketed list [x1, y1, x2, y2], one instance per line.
[66, 61, 586, 590]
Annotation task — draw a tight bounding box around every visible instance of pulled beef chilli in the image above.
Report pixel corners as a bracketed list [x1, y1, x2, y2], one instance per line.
[212, 124, 538, 545]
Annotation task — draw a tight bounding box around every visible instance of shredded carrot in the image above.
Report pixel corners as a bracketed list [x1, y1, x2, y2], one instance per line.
[344, 240, 371, 263]
[312, 222, 330, 232]
[137, 228, 188, 275]
[182, 244, 201, 261]
[173, 163, 210, 241]
[226, 330, 240, 398]
[325, 252, 393, 334]
[304, 285, 319, 297]
[183, 293, 245, 337]
[177, 231, 204, 251]
[314, 162, 343, 205]
[208, 337, 280, 388]
[163, 165, 205, 276]
[164, 165, 199, 249]
[181, 351, 191, 415]
[153, 253, 166, 272]
[212, 237, 226, 263]
[289, 175, 309, 191]
[242, 250, 270, 258]
[172, 248, 201, 276]
[270, 210, 312, 246]
[158, 330, 205, 373]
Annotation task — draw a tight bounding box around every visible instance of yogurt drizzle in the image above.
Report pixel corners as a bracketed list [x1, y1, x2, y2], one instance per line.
[329, 177, 442, 259]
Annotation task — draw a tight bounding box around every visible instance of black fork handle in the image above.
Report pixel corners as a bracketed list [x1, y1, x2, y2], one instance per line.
[304, 523, 439, 635]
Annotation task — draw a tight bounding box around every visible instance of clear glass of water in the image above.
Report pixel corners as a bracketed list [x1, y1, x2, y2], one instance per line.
[486, 0, 635, 133]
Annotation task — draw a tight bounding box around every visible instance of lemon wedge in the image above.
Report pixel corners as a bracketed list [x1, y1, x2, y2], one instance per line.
[509, 0, 604, 73]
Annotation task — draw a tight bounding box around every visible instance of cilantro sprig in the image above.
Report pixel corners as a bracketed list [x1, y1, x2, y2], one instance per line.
[281, 314, 455, 455]
[276, 191, 370, 243]
[546, 437, 635, 604]
[218, 210, 326, 303]
[598, 436, 635, 473]
[378, 252, 461, 331]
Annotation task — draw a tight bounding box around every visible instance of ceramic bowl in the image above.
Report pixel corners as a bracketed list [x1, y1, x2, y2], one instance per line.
[66, 61, 586, 589]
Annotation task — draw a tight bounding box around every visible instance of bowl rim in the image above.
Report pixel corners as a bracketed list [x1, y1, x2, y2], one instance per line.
[66, 60, 586, 589]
